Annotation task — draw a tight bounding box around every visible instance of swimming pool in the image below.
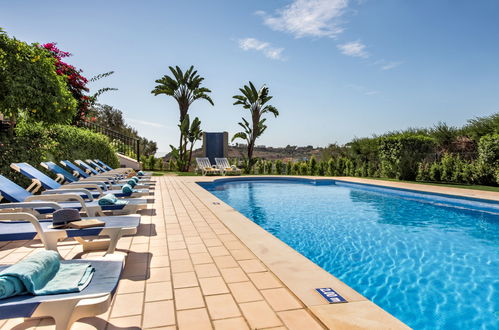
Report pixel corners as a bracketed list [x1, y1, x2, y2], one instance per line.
[200, 178, 499, 330]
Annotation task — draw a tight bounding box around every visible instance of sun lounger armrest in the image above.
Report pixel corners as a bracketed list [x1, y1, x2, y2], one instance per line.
[41, 189, 94, 201]
[0, 202, 62, 211]
[63, 183, 105, 193]
[25, 193, 89, 211]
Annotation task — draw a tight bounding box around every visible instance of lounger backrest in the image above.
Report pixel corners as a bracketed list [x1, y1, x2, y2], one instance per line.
[95, 159, 113, 171]
[215, 158, 230, 169]
[75, 160, 100, 175]
[61, 160, 89, 178]
[12, 163, 62, 190]
[0, 175, 31, 202]
[41, 162, 78, 183]
[196, 158, 212, 169]
[86, 159, 107, 172]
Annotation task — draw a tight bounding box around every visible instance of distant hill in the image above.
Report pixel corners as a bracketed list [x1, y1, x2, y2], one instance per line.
[163, 144, 323, 162]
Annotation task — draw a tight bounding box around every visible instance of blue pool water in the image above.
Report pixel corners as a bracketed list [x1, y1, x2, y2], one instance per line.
[200, 178, 499, 330]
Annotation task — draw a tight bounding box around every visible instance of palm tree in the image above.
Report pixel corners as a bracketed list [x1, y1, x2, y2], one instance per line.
[232, 82, 279, 171]
[151, 65, 213, 171]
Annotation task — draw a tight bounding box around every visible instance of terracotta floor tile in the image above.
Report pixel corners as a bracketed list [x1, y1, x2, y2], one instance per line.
[111, 292, 143, 318]
[208, 246, 230, 257]
[199, 276, 230, 295]
[203, 238, 223, 247]
[145, 281, 173, 302]
[117, 278, 145, 294]
[205, 294, 241, 319]
[187, 243, 208, 253]
[191, 252, 214, 264]
[220, 267, 249, 283]
[172, 271, 198, 288]
[212, 317, 249, 330]
[142, 300, 175, 328]
[262, 288, 302, 311]
[171, 259, 195, 273]
[150, 255, 170, 268]
[277, 309, 325, 330]
[194, 263, 221, 278]
[230, 248, 254, 261]
[148, 267, 171, 283]
[169, 249, 190, 260]
[239, 300, 282, 329]
[168, 240, 187, 250]
[238, 259, 267, 273]
[176, 308, 212, 330]
[174, 287, 205, 310]
[228, 281, 263, 303]
[107, 315, 142, 329]
[213, 255, 238, 269]
[248, 272, 282, 289]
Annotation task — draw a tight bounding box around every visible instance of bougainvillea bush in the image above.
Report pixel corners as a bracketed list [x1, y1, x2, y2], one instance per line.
[42, 42, 91, 123]
[0, 29, 77, 123]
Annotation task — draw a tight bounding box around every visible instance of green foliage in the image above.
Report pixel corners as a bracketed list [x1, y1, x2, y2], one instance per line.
[264, 160, 273, 174]
[291, 162, 300, 175]
[474, 134, 499, 185]
[0, 121, 118, 186]
[232, 82, 278, 170]
[275, 160, 284, 175]
[0, 29, 77, 123]
[308, 156, 317, 175]
[256, 160, 265, 174]
[300, 162, 308, 175]
[152, 65, 213, 171]
[286, 161, 292, 175]
[379, 135, 436, 180]
[317, 160, 327, 176]
[461, 113, 499, 142]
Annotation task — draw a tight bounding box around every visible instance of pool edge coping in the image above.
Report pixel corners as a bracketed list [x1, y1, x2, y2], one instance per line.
[183, 176, 412, 329]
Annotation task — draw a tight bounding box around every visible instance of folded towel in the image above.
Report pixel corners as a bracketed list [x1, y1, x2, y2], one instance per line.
[132, 176, 139, 183]
[0, 250, 94, 299]
[127, 179, 137, 187]
[137, 171, 144, 176]
[121, 184, 137, 196]
[98, 193, 128, 206]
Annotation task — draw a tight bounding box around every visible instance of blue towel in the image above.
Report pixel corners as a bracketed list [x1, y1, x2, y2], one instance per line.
[127, 179, 136, 187]
[132, 176, 139, 183]
[0, 250, 94, 299]
[137, 171, 144, 176]
[98, 193, 128, 206]
[121, 184, 136, 196]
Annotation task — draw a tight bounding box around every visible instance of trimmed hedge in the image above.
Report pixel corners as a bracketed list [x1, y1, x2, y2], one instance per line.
[0, 121, 119, 187]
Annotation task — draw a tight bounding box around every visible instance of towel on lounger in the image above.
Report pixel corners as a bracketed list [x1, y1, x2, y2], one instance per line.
[137, 171, 144, 176]
[127, 179, 137, 187]
[98, 193, 128, 206]
[0, 250, 94, 299]
[121, 184, 137, 196]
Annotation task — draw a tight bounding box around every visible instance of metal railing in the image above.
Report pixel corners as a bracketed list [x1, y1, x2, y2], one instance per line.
[77, 121, 140, 161]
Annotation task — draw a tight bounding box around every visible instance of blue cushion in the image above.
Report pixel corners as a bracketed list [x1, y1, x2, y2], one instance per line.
[127, 179, 136, 187]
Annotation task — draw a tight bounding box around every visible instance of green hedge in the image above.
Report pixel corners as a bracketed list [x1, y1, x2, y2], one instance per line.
[379, 135, 436, 180]
[0, 121, 119, 187]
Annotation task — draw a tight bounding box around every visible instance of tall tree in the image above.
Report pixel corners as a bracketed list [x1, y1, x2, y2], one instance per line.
[232, 82, 279, 170]
[151, 65, 213, 171]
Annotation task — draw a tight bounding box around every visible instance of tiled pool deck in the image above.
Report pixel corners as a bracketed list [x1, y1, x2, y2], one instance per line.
[1, 175, 495, 329]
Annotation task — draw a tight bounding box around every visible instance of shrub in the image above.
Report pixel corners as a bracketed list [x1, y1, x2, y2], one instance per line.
[0, 121, 119, 186]
[440, 153, 456, 182]
[474, 134, 499, 185]
[264, 160, 273, 174]
[300, 162, 308, 175]
[327, 158, 335, 176]
[308, 156, 317, 175]
[275, 160, 284, 175]
[379, 135, 436, 180]
[429, 162, 441, 182]
[292, 162, 300, 175]
[286, 161, 292, 175]
[416, 162, 431, 182]
[317, 160, 326, 176]
[256, 160, 265, 174]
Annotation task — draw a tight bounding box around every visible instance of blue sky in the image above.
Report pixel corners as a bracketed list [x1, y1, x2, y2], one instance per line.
[1, 0, 498, 154]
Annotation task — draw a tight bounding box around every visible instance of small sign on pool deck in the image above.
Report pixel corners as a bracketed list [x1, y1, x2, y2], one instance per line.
[316, 288, 347, 304]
